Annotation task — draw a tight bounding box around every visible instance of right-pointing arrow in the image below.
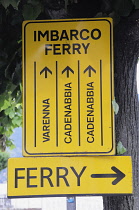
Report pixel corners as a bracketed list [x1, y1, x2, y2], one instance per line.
[84, 65, 96, 77]
[91, 166, 125, 185]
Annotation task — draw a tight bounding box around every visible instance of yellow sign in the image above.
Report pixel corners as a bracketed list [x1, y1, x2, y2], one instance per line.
[8, 156, 132, 198]
[23, 18, 115, 156]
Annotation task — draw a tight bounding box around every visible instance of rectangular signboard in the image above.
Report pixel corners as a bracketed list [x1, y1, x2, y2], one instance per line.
[8, 156, 132, 198]
[23, 18, 115, 156]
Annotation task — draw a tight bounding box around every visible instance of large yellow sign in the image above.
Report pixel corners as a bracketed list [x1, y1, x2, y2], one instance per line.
[23, 18, 115, 156]
[8, 156, 132, 198]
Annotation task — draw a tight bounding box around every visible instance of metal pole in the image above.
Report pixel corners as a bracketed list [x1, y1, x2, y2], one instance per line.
[67, 197, 76, 210]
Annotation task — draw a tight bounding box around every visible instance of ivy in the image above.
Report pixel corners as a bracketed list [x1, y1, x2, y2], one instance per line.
[117, 141, 127, 155]
[22, 3, 42, 20]
[0, 86, 22, 150]
[0, 0, 20, 10]
[131, 0, 139, 9]
[0, 151, 9, 171]
[112, 0, 134, 16]
[112, 98, 119, 115]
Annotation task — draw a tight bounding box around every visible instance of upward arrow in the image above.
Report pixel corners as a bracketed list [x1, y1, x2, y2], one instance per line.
[40, 67, 52, 78]
[62, 66, 74, 78]
[84, 65, 96, 77]
[91, 166, 125, 185]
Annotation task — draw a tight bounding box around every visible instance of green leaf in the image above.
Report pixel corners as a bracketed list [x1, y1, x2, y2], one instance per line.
[22, 4, 33, 20]
[12, 116, 22, 127]
[0, 151, 9, 171]
[112, 98, 119, 114]
[17, 39, 22, 44]
[65, 0, 68, 10]
[0, 0, 20, 9]
[6, 139, 15, 150]
[0, 96, 4, 108]
[112, 0, 133, 16]
[117, 141, 127, 155]
[5, 128, 13, 137]
[27, 0, 41, 6]
[95, 12, 103, 18]
[9, 110, 15, 119]
[0, 126, 4, 133]
[9, 143, 16, 150]
[134, 0, 139, 9]
[0, 0, 10, 8]
[10, 0, 20, 10]
[2, 116, 10, 125]
[22, 3, 41, 20]
[20, 83, 22, 92]
[4, 107, 11, 116]
[0, 99, 11, 111]
[109, 11, 121, 25]
[6, 139, 13, 146]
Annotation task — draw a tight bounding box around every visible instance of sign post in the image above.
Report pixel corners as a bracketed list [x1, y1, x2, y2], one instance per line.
[67, 197, 76, 210]
[22, 18, 115, 156]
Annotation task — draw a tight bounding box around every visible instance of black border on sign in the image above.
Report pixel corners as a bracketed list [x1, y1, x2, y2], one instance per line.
[8, 193, 132, 199]
[23, 18, 114, 156]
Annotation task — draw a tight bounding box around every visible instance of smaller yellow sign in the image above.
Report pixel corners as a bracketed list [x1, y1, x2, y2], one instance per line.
[8, 156, 132, 198]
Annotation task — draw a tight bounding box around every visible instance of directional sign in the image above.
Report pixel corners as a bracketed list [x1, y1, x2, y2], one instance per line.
[8, 156, 132, 198]
[23, 18, 115, 156]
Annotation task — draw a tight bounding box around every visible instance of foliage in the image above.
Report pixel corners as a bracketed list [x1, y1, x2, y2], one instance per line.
[0, 85, 22, 151]
[0, 0, 24, 150]
[0, 151, 9, 171]
[93, 0, 139, 24]
[116, 141, 127, 155]
[112, 98, 119, 115]
[0, 0, 138, 151]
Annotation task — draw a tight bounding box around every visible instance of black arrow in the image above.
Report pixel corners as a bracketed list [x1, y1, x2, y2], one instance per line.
[84, 65, 96, 77]
[91, 166, 125, 185]
[40, 67, 52, 78]
[62, 66, 74, 78]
